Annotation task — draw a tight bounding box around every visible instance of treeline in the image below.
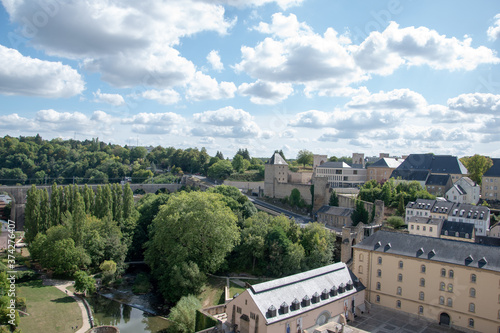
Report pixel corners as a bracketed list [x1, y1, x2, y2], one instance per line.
[142, 186, 337, 303]
[25, 183, 137, 276]
[0, 135, 265, 185]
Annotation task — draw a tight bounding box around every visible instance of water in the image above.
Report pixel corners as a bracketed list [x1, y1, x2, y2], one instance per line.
[87, 293, 170, 333]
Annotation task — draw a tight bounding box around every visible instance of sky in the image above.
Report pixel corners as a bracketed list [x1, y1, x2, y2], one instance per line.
[0, 0, 499, 160]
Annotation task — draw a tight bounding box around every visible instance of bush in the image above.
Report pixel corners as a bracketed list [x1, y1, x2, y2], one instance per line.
[386, 216, 406, 229]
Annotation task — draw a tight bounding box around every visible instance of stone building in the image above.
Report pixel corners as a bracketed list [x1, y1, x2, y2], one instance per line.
[482, 158, 500, 201]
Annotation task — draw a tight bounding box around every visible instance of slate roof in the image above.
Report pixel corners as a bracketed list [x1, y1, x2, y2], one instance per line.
[425, 174, 451, 187]
[396, 154, 467, 174]
[449, 184, 467, 195]
[390, 169, 430, 181]
[266, 152, 287, 165]
[406, 199, 436, 210]
[449, 203, 489, 221]
[317, 205, 354, 217]
[369, 158, 402, 169]
[484, 158, 500, 177]
[457, 177, 476, 187]
[430, 201, 455, 214]
[316, 161, 351, 169]
[407, 216, 443, 226]
[441, 220, 475, 239]
[248, 262, 364, 324]
[354, 230, 500, 273]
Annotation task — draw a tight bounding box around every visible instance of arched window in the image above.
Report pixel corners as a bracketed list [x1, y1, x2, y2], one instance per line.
[439, 296, 444, 305]
[449, 270, 454, 278]
[447, 298, 453, 307]
[418, 306, 423, 314]
[440, 282, 445, 291]
[441, 268, 446, 277]
[358, 265, 363, 274]
[470, 288, 476, 298]
[448, 283, 453, 293]
[376, 295, 380, 303]
[469, 303, 475, 313]
[419, 292, 424, 300]
[378, 256, 382, 264]
[396, 300, 401, 308]
[397, 287, 402, 295]
[399, 260, 403, 269]
[420, 278, 425, 287]
[468, 318, 474, 328]
[359, 253, 364, 262]
[376, 282, 381, 290]
[398, 273, 403, 282]
[377, 269, 381, 277]
[471, 274, 476, 283]
[421, 265, 426, 273]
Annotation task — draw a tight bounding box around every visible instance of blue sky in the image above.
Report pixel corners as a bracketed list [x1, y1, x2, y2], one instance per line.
[0, 0, 499, 159]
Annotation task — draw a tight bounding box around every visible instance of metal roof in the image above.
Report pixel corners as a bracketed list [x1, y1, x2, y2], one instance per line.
[484, 158, 500, 177]
[266, 152, 288, 165]
[369, 158, 402, 169]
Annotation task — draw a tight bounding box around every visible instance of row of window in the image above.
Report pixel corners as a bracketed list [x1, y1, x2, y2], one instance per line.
[410, 224, 434, 232]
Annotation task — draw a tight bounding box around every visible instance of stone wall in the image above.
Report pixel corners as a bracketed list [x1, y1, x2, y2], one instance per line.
[269, 180, 313, 204]
[223, 181, 264, 193]
[288, 171, 313, 184]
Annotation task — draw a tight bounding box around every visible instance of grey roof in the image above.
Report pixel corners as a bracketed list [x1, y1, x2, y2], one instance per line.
[430, 200, 456, 214]
[369, 158, 402, 169]
[317, 206, 354, 217]
[449, 203, 489, 220]
[425, 174, 451, 187]
[406, 199, 436, 210]
[483, 158, 500, 177]
[267, 152, 287, 165]
[316, 161, 351, 169]
[457, 177, 476, 187]
[248, 262, 364, 324]
[354, 230, 500, 273]
[441, 220, 475, 239]
[407, 216, 443, 226]
[396, 154, 467, 174]
[390, 169, 430, 181]
[450, 184, 466, 195]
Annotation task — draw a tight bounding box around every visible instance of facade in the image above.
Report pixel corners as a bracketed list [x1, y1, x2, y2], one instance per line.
[482, 158, 500, 200]
[445, 177, 480, 205]
[315, 162, 367, 188]
[366, 158, 402, 183]
[440, 220, 475, 242]
[425, 174, 453, 197]
[316, 205, 354, 228]
[353, 231, 500, 332]
[405, 199, 435, 222]
[226, 262, 366, 333]
[407, 216, 443, 237]
[264, 152, 290, 198]
[488, 221, 500, 238]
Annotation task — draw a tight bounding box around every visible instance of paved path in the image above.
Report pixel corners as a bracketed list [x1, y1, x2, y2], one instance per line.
[46, 279, 92, 333]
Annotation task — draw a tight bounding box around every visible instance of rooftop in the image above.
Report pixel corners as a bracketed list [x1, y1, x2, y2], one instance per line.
[396, 154, 468, 174]
[391, 169, 430, 181]
[369, 157, 402, 169]
[316, 161, 351, 169]
[407, 216, 443, 226]
[441, 220, 475, 239]
[266, 152, 287, 165]
[354, 230, 500, 272]
[483, 158, 500, 177]
[425, 174, 451, 186]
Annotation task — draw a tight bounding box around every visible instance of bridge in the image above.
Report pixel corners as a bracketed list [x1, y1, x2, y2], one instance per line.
[1, 183, 182, 231]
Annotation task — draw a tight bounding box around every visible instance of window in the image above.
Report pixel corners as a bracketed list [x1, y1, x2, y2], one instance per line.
[419, 306, 423, 314]
[358, 265, 363, 274]
[377, 269, 381, 277]
[439, 296, 444, 305]
[430, 227, 433, 232]
[448, 284, 453, 293]
[359, 253, 364, 262]
[441, 268, 446, 277]
[376, 295, 380, 303]
[397, 287, 402, 295]
[419, 292, 424, 300]
[498, 310, 500, 319]
[440, 282, 445, 291]
[423, 226, 426, 231]
[449, 270, 454, 278]
[237, 306, 242, 314]
[250, 312, 256, 320]
[411, 225, 414, 230]
[420, 278, 425, 287]
[470, 288, 476, 298]
[376, 282, 381, 290]
[396, 300, 401, 308]
[398, 273, 403, 282]
[471, 274, 476, 283]
[447, 298, 453, 307]
[378, 257, 382, 264]
[469, 318, 474, 328]
[417, 225, 420, 230]
[469, 303, 475, 313]
[399, 261, 403, 269]
[421, 265, 426, 273]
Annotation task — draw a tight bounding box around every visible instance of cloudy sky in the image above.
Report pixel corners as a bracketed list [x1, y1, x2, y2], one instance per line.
[1, 0, 499, 159]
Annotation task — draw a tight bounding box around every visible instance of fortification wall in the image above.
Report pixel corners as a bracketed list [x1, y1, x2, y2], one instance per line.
[288, 172, 313, 184]
[223, 181, 264, 192]
[270, 180, 313, 204]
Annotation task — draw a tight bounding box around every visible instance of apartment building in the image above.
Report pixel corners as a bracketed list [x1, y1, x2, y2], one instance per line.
[482, 158, 500, 200]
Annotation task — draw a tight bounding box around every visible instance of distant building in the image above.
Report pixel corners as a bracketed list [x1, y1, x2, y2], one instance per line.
[445, 177, 480, 205]
[405, 199, 435, 222]
[316, 206, 354, 228]
[482, 158, 500, 200]
[315, 161, 367, 188]
[425, 174, 452, 196]
[353, 230, 500, 332]
[366, 158, 402, 183]
[440, 220, 475, 242]
[225, 262, 366, 333]
[407, 216, 443, 237]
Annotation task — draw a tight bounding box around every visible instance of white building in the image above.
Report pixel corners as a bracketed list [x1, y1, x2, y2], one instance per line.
[445, 177, 480, 205]
[315, 162, 367, 188]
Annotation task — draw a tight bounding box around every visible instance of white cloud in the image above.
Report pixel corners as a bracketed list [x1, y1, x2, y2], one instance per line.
[93, 89, 125, 106]
[140, 89, 181, 105]
[186, 71, 236, 101]
[207, 50, 224, 71]
[318, 130, 340, 142]
[192, 106, 262, 138]
[346, 89, 427, 110]
[254, 12, 312, 38]
[210, 0, 304, 10]
[353, 22, 500, 75]
[0, 44, 84, 98]
[122, 112, 185, 134]
[238, 80, 293, 104]
[0, 113, 36, 130]
[487, 14, 500, 41]
[447, 93, 500, 114]
[33, 109, 114, 135]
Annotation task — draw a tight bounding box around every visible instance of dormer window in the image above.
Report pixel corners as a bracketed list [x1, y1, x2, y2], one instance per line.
[311, 292, 320, 304]
[330, 285, 338, 296]
[374, 241, 381, 250]
[478, 257, 487, 267]
[428, 249, 436, 258]
[417, 248, 424, 256]
[301, 295, 311, 307]
[267, 305, 277, 318]
[291, 298, 300, 311]
[385, 243, 392, 251]
[279, 302, 289, 315]
[338, 283, 345, 293]
[321, 289, 329, 300]
[346, 280, 354, 290]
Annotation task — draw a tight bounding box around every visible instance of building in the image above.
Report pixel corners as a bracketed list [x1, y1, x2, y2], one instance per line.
[445, 177, 480, 205]
[482, 158, 500, 200]
[429, 201, 455, 220]
[316, 206, 354, 229]
[440, 220, 475, 242]
[425, 174, 453, 197]
[407, 216, 443, 237]
[366, 158, 402, 183]
[353, 230, 500, 332]
[315, 162, 367, 188]
[488, 221, 500, 238]
[226, 262, 366, 333]
[391, 169, 430, 188]
[405, 199, 435, 222]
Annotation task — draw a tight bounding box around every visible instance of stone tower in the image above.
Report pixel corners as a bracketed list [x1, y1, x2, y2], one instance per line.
[264, 152, 289, 198]
[352, 153, 365, 167]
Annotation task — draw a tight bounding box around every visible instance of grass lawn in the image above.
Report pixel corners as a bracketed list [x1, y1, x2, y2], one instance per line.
[18, 280, 83, 333]
[229, 282, 245, 298]
[199, 276, 226, 308]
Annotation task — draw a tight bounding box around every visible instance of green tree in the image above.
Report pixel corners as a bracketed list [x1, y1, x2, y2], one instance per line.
[351, 200, 369, 226]
[386, 216, 406, 229]
[167, 295, 201, 333]
[296, 149, 313, 167]
[329, 191, 339, 206]
[231, 154, 245, 173]
[300, 223, 335, 270]
[207, 160, 233, 180]
[100, 260, 117, 285]
[24, 185, 41, 244]
[73, 270, 96, 295]
[460, 154, 493, 185]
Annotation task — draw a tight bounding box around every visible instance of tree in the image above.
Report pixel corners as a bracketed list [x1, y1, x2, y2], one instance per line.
[167, 295, 201, 333]
[351, 200, 369, 226]
[100, 260, 117, 285]
[460, 154, 493, 185]
[215, 151, 224, 160]
[329, 191, 339, 206]
[24, 185, 41, 244]
[300, 223, 335, 270]
[296, 149, 313, 167]
[74, 270, 96, 295]
[231, 154, 245, 173]
[207, 160, 233, 180]
[386, 216, 406, 229]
